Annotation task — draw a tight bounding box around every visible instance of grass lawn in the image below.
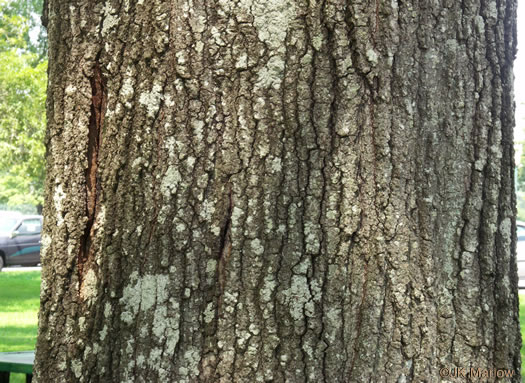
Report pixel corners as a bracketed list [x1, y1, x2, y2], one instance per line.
[0, 270, 524, 382]
[0, 271, 40, 383]
[520, 290, 525, 382]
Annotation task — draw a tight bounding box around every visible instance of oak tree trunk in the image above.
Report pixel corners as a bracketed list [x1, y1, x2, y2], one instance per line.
[35, 0, 520, 381]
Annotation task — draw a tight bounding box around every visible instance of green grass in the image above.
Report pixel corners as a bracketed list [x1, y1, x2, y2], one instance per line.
[519, 294, 525, 382]
[0, 271, 40, 383]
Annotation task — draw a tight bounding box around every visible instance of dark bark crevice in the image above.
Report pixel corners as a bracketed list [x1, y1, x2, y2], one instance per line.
[78, 60, 106, 297]
[217, 186, 233, 308]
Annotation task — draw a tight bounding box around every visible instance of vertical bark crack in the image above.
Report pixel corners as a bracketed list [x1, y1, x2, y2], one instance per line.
[217, 187, 233, 308]
[78, 61, 106, 294]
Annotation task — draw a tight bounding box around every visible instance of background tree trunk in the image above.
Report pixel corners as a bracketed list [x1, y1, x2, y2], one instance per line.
[35, 0, 520, 381]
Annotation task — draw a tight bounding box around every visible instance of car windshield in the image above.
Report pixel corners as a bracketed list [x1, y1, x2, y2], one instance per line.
[519, 225, 525, 240]
[0, 217, 17, 233]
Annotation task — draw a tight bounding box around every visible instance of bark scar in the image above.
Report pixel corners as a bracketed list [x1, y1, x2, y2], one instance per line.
[78, 61, 106, 296]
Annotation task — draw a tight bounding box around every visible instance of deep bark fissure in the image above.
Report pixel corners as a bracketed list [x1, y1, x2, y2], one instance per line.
[217, 186, 233, 307]
[78, 60, 106, 293]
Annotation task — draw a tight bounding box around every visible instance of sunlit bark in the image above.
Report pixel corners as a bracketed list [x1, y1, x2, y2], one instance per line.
[35, 0, 520, 381]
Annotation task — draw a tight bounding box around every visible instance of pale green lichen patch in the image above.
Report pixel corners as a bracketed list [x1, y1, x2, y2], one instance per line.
[80, 269, 98, 300]
[312, 35, 323, 51]
[211, 225, 221, 236]
[101, 3, 119, 36]
[179, 347, 201, 379]
[65, 84, 77, 95]
[243, 0, 295, 50]
[237, 0, 296, 89]
[281, 275, 315, 321]
[206, 259, 217, 274]
[40, 234, 52, 260]
[160, 166, 181, 198]
[199, 199, 215, 219]
[53, 184, 66, 227]
[71, 359, 83, 379]
[231, 206, 244, 235]
[269, 156, 282, 173]
[256, 56, 286, 89]
[203, 302, 215, 324]
[99, 325, 108, 341]
[366, 49, 378, 65]
[250, 238, 265, 256]
[120, 77, 135, 105]
[139, 83, 163, 118]
[117, 271, 181, 381]
[235, 53, 248, 69]
[192, 120, 205, 142]
[499, 217, 511, 239]
[119, 272, 170, 323]
[260, 275, 277, 303]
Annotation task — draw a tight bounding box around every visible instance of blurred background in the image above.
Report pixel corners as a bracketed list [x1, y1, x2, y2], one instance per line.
[0, 0, 46, 216]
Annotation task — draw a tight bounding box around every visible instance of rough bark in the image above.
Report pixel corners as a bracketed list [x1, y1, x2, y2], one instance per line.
[35, 0, 520, 382]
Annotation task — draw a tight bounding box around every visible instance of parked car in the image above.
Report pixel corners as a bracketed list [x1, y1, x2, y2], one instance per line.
[0, 211, 23, 235]
[0, 214, 42, 271]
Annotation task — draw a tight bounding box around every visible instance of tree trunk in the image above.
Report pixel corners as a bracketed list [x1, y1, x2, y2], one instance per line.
[35, 0, 520, 382]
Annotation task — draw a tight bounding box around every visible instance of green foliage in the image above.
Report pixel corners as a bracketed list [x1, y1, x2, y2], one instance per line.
[0, 51, 46, 206]
[0, 7, 27, 51]
[0, 0, 46, 59]
[519, 296, 525, 382]
[0, 0, 46, 208]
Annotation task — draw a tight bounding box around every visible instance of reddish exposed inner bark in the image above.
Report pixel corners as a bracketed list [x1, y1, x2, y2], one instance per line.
[78, 62, 106, 293]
